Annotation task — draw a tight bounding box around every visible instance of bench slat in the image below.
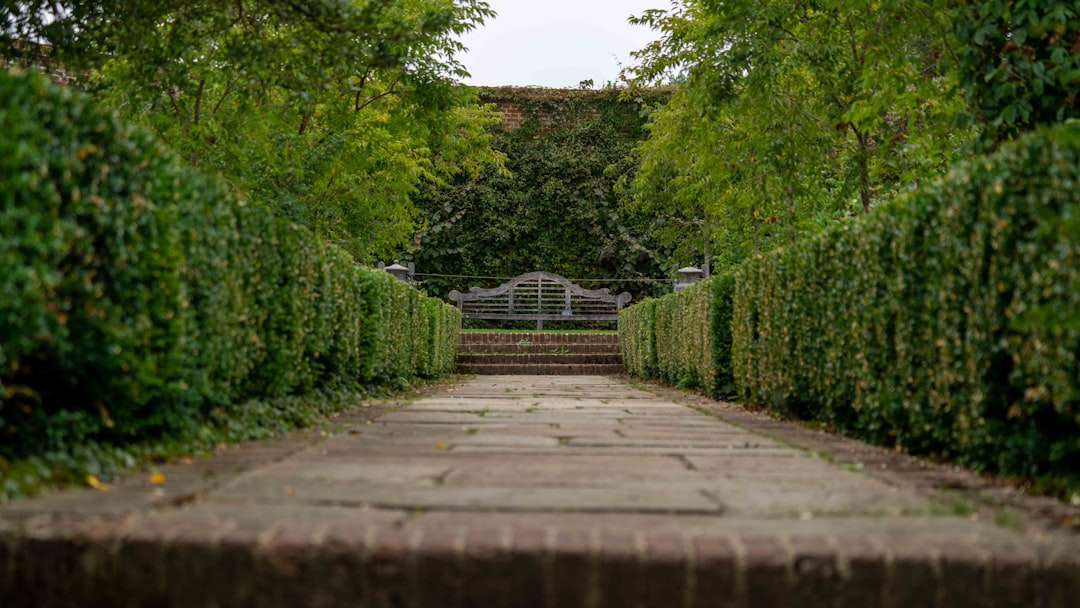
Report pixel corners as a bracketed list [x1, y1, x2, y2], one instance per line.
[449, 271, 632, 325]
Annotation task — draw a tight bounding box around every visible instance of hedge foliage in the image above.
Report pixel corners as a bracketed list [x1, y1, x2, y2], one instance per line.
[376, 273, 461, 383]
[619, 275, 736, 398]
[733, 125, 1080, 481]
[0, 70, 460, 463]
[618, 298, 657, 379]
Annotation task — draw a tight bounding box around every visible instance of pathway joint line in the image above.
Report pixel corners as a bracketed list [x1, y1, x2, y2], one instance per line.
[677, 533, 695, 608]
[730, 533, 748, 607]
[585, 527, 602, 608]
[541, 526, 556, 608]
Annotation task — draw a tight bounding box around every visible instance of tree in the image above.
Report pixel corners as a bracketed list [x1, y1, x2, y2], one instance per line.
[953, 0, 1080, 149]
[410, 89, 672, 301]
[629, 0, 967, 270]
[2, 0, 506, 260]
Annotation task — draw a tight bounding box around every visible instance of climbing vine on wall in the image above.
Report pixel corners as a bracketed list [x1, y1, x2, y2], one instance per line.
[408, 86, 678, 302]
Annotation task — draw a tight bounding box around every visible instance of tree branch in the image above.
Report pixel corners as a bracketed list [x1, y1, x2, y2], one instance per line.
[298, 107, 314, 136]
[209, 76, 240, 120]
[355, 85, 401, 113]
[193, 78, 206, 125]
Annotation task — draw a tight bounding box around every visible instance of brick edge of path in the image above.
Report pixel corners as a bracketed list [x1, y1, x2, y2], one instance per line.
[5, 517, 1079, 608]
[1, 375, 1078, 608]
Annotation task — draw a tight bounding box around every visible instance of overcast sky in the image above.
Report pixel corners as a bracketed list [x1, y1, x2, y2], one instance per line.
[457, 1, 671, 88]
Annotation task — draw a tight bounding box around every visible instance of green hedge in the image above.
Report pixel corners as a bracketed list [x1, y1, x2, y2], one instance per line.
[619, 274, 736, 398]
[375, 274, 461, 383]
[732, 125, 1080, 482]
[709, 273, 736, 399]
[0, 70, 460, 463]
[619, 298, 657, 378]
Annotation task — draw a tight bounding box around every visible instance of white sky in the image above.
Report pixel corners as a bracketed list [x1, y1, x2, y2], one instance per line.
[457, 1, 672, 88]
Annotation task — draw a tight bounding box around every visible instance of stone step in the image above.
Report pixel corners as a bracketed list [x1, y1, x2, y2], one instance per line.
[458, 353, 624, 366]
[459, 332, 619, 347]
[8, 517, 1073, 607]
[457, 363, 626, 375]
[459, 343, 621, 355]
[7, 518, 1075, 607]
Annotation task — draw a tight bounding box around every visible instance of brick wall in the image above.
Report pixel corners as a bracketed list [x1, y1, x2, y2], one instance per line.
[480, 88, 604, 131]
[489, 100, 529, 130]
[3, 42, 77, 85]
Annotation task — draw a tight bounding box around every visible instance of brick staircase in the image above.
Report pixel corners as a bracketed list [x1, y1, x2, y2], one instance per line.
[457, 332, 624, 375]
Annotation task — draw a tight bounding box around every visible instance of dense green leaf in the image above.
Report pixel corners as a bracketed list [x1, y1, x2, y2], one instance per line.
[732, 125, 1080, 484]
[2, 0, 506, 261]
[0, 70, 460, 469]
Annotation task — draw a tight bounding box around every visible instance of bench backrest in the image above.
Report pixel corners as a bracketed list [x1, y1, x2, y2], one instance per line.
[448, 272, 632, 322]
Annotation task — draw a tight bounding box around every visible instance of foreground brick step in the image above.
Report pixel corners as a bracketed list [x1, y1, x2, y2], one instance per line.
[459, 343, 621, 355]
[459, 332, 619, 346]
[458, 363, 626, 375]
[4, 518, 1077, 608]
[458, 353, 624, 365]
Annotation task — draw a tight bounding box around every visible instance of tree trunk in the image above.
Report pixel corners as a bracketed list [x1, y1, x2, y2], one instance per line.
[852, 124, 872, 212]
[703, 207, 711, 278]
[786, 167, 796, 245]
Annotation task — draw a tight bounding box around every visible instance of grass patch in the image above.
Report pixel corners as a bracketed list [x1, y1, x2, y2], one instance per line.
[994, 508, 1024, 531]
[950, 499, 976, 516]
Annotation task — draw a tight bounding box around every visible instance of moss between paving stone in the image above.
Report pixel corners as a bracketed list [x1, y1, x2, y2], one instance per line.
[0, 377, 460, 503]
[460, 329, 617, 334]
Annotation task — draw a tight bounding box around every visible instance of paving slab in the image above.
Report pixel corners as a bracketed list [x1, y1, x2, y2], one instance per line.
[2, 374, 1078, 607]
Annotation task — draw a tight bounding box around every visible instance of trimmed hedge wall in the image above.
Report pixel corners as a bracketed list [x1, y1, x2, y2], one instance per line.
[619, 274, 736, 398]
[709, 273, 736, 399]
[733, 125, 1080, 481]
[619, 298, 657, 379]
[0, 70, 460, 462]
[377, 274, 461, 383]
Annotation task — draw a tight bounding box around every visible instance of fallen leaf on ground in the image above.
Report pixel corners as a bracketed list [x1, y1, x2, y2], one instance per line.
[435, 443, 448, 450]
[86, 474, 107, 490]
[150, 472, 166, 484]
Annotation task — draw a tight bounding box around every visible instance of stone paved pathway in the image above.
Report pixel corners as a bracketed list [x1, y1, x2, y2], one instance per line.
[2, 375, 1078, 607]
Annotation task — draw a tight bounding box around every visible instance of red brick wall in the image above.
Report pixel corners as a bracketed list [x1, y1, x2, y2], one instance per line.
[480, 89, 602, 131]
[490, 100, 527, 130]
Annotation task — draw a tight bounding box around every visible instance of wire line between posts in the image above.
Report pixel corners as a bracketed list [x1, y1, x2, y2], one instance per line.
[411, 272, 672, 284]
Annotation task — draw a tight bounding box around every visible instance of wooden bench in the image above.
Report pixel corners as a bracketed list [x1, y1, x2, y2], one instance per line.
[448, 271, 632, 330]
